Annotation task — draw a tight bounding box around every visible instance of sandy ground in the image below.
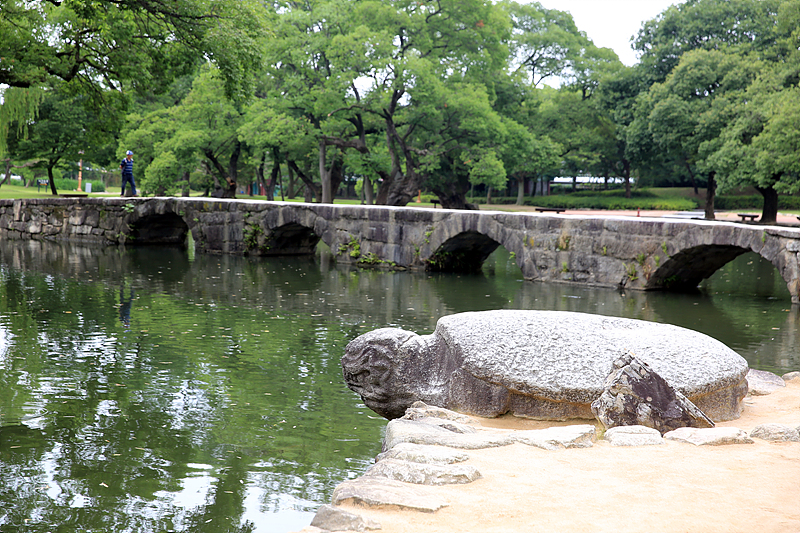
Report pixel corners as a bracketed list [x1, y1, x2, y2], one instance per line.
[306, 379, 800, 533]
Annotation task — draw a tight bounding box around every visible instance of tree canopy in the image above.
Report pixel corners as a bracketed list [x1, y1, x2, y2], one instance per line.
[3, 0, 800, 214]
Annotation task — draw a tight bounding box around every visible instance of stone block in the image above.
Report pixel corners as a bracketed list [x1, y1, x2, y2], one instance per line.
[604, 425, 664, 446]
[664, 427, 754, 446]
[592, 353, 714, 435]
[332, 477, 449, 512]
[749, 423, 800, 442]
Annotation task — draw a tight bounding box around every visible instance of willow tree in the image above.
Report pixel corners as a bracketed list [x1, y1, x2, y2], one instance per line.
[0, 0, 267, 180]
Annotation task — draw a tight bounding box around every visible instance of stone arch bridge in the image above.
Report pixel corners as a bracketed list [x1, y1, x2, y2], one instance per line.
[2, 197, 800, 303]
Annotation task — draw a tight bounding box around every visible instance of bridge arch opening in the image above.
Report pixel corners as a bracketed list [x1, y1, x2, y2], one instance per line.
[699, 251, 791, 299]
[250, 222, 321, 256]
[646, 244, 780, 294]
[130, 213, 189, 246]
[426, 231, 501, 273]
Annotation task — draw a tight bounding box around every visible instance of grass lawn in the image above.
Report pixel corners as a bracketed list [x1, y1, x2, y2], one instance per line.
[4, 183, 794, 215]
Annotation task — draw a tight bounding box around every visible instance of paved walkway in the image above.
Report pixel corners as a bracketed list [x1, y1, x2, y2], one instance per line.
[485, 205, 800, 225]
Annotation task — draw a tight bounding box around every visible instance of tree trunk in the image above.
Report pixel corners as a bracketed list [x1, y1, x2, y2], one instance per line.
[363, 178, 374, 205]
[286, 163, 296, 199]
[704, 171, 716, 220]
[267, 162, 279, 201]
[431, 180, 476, 210]
[204, 149, 236, 198]
[48, 165, 58, 195]
[287, 160, 321, 202]
[683, 159, 698, 196]
[1, 160, 11, 188]
[755, 184, 779, 224]
[516, 176, 525, 205]
[328, 155, 345, 201]
[255, 153, 267, 199]
[623, 159, 631, 199]
[320, 139, 332, 204]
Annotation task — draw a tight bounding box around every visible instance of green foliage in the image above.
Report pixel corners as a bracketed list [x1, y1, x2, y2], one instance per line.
[466, 151, 507, 190]
[144, 151, 183, 196]
[50, 179, 105, 193]
[338, 236, 361, 259]
[0, 0, 267, 99]
[633, 0, 785, 84]
[624, 263, 638, 281]
[471, 195, 697, 210]
[0, 87, 45, 157]
[243, 224, 263, 251]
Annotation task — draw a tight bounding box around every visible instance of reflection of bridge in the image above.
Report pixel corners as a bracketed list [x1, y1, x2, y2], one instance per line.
[3, 197, 800, 302]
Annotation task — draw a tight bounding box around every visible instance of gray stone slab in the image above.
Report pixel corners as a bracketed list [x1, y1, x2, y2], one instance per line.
[375, 443, 470, 465]
[747, 369, 786, 396]
[511, 424, 597, 450]
[782, 371, 800, 382]
[592, 353, 714, 435]
[664, 427, 754, 446]
[403, 401, 476, 425]
[749, 423, 800, 442]
[383, 419, 515, 451]
[364, 458, 481, 485]
[310, 504, 381, 532]
[604, 425, 664, 447]
[331, 477, 449, 512]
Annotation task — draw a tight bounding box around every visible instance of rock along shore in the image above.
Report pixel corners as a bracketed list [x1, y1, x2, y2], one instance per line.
[299, 370, 800, 533]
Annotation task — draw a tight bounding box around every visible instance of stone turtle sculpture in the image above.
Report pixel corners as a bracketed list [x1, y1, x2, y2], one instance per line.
[342, 310, 749, 421]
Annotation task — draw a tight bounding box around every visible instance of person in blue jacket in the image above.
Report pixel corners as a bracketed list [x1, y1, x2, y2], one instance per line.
[120, 150, 137, 196]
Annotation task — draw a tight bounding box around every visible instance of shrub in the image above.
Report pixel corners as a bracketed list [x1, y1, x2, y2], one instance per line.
[53, 179, 105, 193]
[54, 178, 79, 191]
[715, 195, 800, 210]
[471, 195, 697, 211]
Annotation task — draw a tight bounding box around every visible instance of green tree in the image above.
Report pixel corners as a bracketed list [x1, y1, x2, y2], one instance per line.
[0, 0, 265, 98]
[630, 49, 763, 218]
[353, 0, 509, 207]
[505, 0, 599, 88]
[6, 87, 112, 195]
[120, 69, 246, 197]
[633, 0, 783, 84]
[703, 70, 800, 223]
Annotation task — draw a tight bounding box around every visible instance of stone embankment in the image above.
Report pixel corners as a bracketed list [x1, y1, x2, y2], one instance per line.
[301, 369, 800, 533]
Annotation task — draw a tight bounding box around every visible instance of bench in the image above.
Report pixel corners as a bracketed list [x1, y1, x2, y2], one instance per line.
[431, 199, 440, 208]
[535, 207, 565, 214]
[59, 193, 88, 198]
[737, 213, 758, 222]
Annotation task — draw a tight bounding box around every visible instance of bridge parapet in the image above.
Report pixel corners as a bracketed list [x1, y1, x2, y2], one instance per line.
[2, 197, 800, 303]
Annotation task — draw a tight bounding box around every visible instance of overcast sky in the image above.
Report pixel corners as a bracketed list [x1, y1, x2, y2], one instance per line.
[534, 0, 685, 66]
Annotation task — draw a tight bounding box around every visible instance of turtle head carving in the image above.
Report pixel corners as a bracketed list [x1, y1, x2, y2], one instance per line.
[342, 328, 422, 419]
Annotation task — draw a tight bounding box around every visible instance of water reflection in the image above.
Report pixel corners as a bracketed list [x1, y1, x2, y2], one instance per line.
[0, 239, 798, 533]
[119, 287, 135, 330]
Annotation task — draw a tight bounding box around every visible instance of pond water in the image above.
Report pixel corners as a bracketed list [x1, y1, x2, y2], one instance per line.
[0, 239, 797, 532]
